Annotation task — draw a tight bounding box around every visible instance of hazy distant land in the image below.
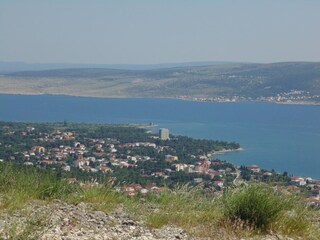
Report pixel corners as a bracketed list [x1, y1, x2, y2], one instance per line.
[1, 62, 320, 104]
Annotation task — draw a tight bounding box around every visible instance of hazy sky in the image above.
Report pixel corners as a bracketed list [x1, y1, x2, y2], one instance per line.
[1, 0, 320, 64]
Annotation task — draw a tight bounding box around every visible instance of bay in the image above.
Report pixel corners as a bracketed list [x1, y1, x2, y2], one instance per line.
[0, 94, 319, 178]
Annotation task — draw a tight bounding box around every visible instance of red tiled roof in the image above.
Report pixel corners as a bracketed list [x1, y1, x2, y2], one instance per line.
[247, 165, 260, 169]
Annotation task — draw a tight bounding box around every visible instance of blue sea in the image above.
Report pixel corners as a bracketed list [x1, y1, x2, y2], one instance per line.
[0, 94, 319, 178]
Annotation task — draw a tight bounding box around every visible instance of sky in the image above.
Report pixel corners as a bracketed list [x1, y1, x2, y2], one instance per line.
[0, 0, 320, 64]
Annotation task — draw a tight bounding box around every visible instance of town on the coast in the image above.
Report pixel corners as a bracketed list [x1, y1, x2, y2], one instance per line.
[178, 90, 320, 105]
[0, 121, 319, 206]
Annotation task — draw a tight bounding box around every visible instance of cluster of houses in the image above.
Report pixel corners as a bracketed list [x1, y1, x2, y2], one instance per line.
[123, 183, 168, 196]
[22, 130, 118, 174]
[182, 90, 320, 105]
[2, 124, 320, 204]
[171, 159, 235, 189]
[289, 176, 320, 206]
[243, 165, 320, 206]
[17, 126, 238, 191]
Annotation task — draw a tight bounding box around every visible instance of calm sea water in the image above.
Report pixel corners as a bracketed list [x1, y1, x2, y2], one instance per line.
[0, 94, 319, 178]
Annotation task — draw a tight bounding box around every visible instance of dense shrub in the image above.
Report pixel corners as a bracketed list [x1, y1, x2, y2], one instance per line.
[223, 184, 296, 230]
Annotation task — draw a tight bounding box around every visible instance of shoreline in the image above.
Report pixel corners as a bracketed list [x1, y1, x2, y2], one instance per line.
[176, 97, 320, 106]
[211, 147, 244, 155]
[0, 92, 320, 106]
[137, 123, 159, 128]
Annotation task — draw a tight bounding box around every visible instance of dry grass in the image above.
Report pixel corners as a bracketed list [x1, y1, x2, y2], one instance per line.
[0, 163, 319, 239]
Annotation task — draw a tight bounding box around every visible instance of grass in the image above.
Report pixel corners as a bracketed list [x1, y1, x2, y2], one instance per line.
[222, 184, 320, 238]
[139, 187, 224, 238]
[68, 184, 139, 212]
[134, 185, 320, 239]
[2, 210, 49, 240]
[223, 184, 294, 230]
[0, 163, 73, 211]
[0, 163, 319, 239]
[0, 163, 74, 209]
[141, 185, 222, 229]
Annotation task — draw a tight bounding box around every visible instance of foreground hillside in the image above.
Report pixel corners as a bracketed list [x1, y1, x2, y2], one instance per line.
[1, 200, 189, 240]
[0, 163, 319, 240]
[1, 62, 320, 104]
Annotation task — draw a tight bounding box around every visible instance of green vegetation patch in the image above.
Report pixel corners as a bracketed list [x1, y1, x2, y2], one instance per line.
[0, 163, 319, 239]
[0, 163, 73, 211]
[222, 184, 318, 238]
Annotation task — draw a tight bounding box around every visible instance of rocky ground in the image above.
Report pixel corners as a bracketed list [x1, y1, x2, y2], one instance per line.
[0, 200, 303, 240]
[0, 200, 191, 240]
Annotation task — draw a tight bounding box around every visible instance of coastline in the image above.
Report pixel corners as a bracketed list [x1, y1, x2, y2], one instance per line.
[0, 92, 319, 106]
[1, 94, 319, 178]
[211, 147, 244, 155]
[137, 123, 159, 128]
[176, 96, 320, 106]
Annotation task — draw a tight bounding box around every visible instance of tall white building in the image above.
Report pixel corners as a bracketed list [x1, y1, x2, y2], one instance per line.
[159, 128, 170, 140]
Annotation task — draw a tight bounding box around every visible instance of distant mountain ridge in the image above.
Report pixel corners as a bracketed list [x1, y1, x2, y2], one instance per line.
[1, 62, 320, 103]
[0, 61, 230, 73]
